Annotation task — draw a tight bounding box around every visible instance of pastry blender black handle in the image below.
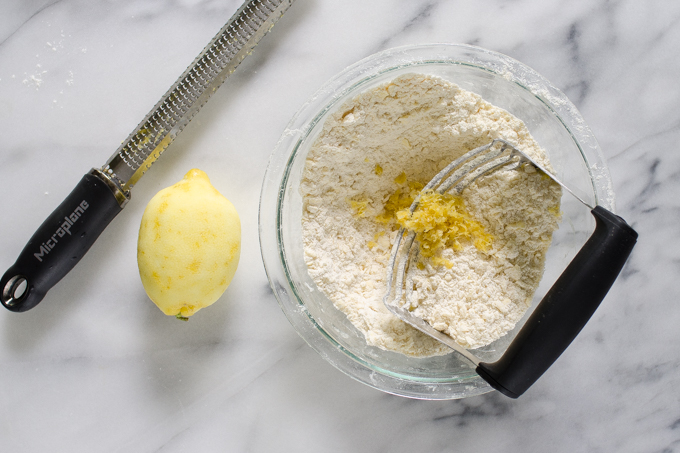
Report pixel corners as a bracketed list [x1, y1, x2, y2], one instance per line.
[476, 206, 638, 398]
[1, 169, 128, 312]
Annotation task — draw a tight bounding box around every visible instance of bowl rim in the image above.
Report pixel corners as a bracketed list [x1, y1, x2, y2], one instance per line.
[259, 43, 614, 400]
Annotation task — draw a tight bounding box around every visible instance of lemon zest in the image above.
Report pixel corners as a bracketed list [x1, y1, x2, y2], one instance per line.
[396, 190, 493, 260]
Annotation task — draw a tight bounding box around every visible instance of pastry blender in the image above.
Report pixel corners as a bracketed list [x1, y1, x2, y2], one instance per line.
[383, 139, 638, 398]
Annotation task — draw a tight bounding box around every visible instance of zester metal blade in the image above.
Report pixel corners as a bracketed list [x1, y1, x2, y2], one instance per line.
[102, 0, 295, 193]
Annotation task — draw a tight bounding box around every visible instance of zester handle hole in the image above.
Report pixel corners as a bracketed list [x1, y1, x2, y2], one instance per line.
[2, 276, 28, 306]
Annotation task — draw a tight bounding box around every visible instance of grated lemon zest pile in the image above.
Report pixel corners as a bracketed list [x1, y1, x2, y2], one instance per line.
[395, 190, 493, 267]
[349, 168, 493, 265]
[375, 180, 424, 225]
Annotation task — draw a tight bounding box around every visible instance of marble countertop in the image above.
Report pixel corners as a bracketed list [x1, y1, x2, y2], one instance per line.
[1, 0, 678, 451]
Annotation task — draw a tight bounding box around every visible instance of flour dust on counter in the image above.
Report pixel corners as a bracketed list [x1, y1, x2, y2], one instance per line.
[300, 73, 561, 357]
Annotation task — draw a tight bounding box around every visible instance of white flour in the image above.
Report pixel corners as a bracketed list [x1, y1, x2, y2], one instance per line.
[300, 74, 561, 357]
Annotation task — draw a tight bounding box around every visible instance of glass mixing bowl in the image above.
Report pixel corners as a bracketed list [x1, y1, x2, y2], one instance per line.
[259, 44, 614, 399]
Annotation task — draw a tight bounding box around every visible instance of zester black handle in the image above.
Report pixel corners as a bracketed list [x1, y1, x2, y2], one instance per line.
[476, 206, 638, 398]
[1, 170, 126, 312]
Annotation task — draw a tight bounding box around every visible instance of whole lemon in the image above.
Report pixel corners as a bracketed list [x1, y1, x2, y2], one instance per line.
[137, 169, 241, 319]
